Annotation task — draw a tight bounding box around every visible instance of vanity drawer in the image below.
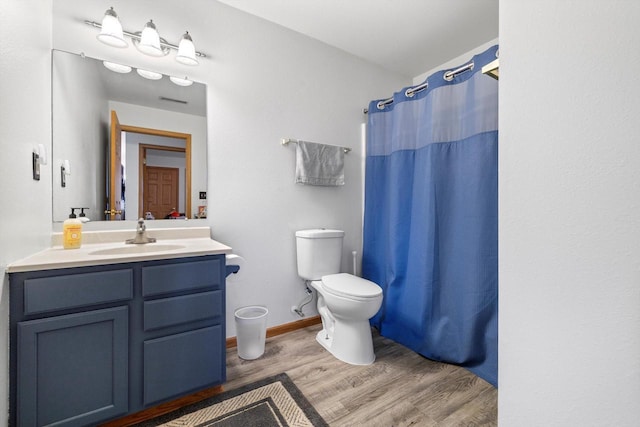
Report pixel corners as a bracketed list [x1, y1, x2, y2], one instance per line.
[142, 258, 222, 297]
[143, 325, 224, 406]
[144, 290, 222, 331]
[23, 269, 133, 315]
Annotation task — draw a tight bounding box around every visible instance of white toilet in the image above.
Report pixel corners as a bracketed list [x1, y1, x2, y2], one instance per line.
[295, 229, 383, 365]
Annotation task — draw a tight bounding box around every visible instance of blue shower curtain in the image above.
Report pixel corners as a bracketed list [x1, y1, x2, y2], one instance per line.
[362, 45, 499, 387]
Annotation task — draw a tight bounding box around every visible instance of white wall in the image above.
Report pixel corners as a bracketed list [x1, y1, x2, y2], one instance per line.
[500, 1, 640, 426]
[51, 0, 408, 337]
[0, 0, 52, 424]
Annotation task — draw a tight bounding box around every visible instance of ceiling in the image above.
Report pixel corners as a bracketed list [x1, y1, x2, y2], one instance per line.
[216, 0, 499, 78]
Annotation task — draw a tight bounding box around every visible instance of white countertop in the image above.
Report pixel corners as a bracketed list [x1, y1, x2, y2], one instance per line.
[7, 227, 232, 273]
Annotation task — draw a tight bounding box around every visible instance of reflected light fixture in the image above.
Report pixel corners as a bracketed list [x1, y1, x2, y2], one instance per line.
[103, 61, 132, 73]
[176, 32, 198, 65]
[169, 76, 193, 87]
[136, 69, 163, 80]
[86, 8, 205, 65]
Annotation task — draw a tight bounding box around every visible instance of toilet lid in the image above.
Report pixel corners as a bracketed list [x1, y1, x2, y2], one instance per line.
[321, 273, 382, 299]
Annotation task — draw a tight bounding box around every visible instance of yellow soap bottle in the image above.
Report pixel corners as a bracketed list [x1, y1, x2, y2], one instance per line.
[63, 208, 82, 249]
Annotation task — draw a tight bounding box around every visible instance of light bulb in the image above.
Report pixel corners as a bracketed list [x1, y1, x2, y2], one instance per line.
[136, 69, 163, 80]
[169, 76, 193, 87]
[103, 61, 132, 73]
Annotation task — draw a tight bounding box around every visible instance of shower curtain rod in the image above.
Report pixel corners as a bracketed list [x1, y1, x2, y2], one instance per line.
[363, 61, 475, 114]
[281, 138, 351, 153]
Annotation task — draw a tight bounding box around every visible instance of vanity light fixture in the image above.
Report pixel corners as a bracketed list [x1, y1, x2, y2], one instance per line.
[133, 20, 168, 57]
[169, 76, 193, 87]
[176, 32, 198, 65]
[102, 61, 195, 87]
[103, 61, 132, 73]
[96, 7, 128, 48]
[86, 8, 205, 65]
[136, 69, 163, 80]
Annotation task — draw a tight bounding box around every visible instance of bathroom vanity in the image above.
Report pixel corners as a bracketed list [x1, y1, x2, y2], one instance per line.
[7, 228, 232, 427]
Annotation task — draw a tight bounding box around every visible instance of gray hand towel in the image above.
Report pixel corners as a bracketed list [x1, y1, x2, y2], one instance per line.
[295, 141, 345, 186]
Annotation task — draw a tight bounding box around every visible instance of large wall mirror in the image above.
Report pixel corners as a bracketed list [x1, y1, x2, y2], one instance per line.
[52, 49, 208, 223]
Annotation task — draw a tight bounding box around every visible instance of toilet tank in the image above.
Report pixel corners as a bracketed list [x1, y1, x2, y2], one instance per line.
[295, 229, 345, 280]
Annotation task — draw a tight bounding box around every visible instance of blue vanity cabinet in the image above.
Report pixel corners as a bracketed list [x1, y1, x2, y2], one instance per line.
[17, 306, 130, 426]
[139, 256, 226, 407]
[9, 254, 227, 427]
[10, 267, 133, 427]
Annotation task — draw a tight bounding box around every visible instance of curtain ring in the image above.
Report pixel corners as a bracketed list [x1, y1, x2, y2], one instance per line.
[443, 62, 474, 81]
[405, 82, 428, 98]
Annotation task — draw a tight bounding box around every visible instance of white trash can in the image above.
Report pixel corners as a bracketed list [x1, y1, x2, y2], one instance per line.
[234, 306, 269, 360]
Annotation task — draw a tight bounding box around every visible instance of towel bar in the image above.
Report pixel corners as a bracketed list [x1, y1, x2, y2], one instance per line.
[281, 138, 351, 153]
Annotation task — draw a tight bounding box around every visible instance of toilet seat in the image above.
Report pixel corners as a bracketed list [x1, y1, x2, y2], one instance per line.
[321, 273, 382, 299]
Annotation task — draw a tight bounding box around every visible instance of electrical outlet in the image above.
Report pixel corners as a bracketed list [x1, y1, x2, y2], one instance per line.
[199, 191, 207, 200]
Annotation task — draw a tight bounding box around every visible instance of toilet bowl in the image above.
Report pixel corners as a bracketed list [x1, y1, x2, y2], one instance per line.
[295, 229, 383, 365]
[311, 273, 382, 365]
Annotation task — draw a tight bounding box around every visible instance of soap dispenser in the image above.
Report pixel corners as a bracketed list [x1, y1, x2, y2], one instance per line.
[78, 207, 90, 223]
[63, 208, 83, 249]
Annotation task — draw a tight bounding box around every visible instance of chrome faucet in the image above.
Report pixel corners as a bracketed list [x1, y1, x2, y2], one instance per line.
[126, 218, 157, 244]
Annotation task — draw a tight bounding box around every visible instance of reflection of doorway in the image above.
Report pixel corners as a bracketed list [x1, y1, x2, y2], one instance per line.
[144, 166, 179, 220]
[127, 128, 191, 219]
[107, 111, 124, 220]
[139, 144, 186, 218]
[108, 110, 192, 221]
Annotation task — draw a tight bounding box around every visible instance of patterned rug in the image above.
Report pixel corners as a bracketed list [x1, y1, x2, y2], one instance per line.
[135, 373, 328, 427]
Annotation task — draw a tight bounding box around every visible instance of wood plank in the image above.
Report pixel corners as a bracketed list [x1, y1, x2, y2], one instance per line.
[226, 324, 497, 427]
[98, 385, 223, 427]
[114, 321, 496, 426]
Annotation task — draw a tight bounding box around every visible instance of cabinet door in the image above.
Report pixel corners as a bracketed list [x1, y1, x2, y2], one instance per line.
[17, 307, 128, 427]
[143, 325, 223, 406]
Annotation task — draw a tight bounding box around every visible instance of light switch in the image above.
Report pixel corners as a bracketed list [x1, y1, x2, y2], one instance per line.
[32, 152, 40, 181]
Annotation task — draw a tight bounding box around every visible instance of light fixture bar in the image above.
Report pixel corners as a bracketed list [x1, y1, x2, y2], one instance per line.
[84, 20, 206, 58]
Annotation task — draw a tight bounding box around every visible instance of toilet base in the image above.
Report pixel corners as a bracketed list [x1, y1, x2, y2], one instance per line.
[315, 319, 376, 365]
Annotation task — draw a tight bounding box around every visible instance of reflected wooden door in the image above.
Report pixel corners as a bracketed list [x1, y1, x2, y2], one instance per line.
[108, 110, 124, 220]
[144, 166, 179, 219]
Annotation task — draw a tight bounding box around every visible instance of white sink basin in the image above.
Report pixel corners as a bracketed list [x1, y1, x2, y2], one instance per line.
[88, 244, 185, 256]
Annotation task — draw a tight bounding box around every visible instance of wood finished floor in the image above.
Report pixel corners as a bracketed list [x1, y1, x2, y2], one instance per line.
[226, 324, 497, 427]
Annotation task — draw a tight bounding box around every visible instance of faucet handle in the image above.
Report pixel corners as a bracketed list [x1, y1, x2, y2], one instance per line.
[126, 218, 155, 244]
